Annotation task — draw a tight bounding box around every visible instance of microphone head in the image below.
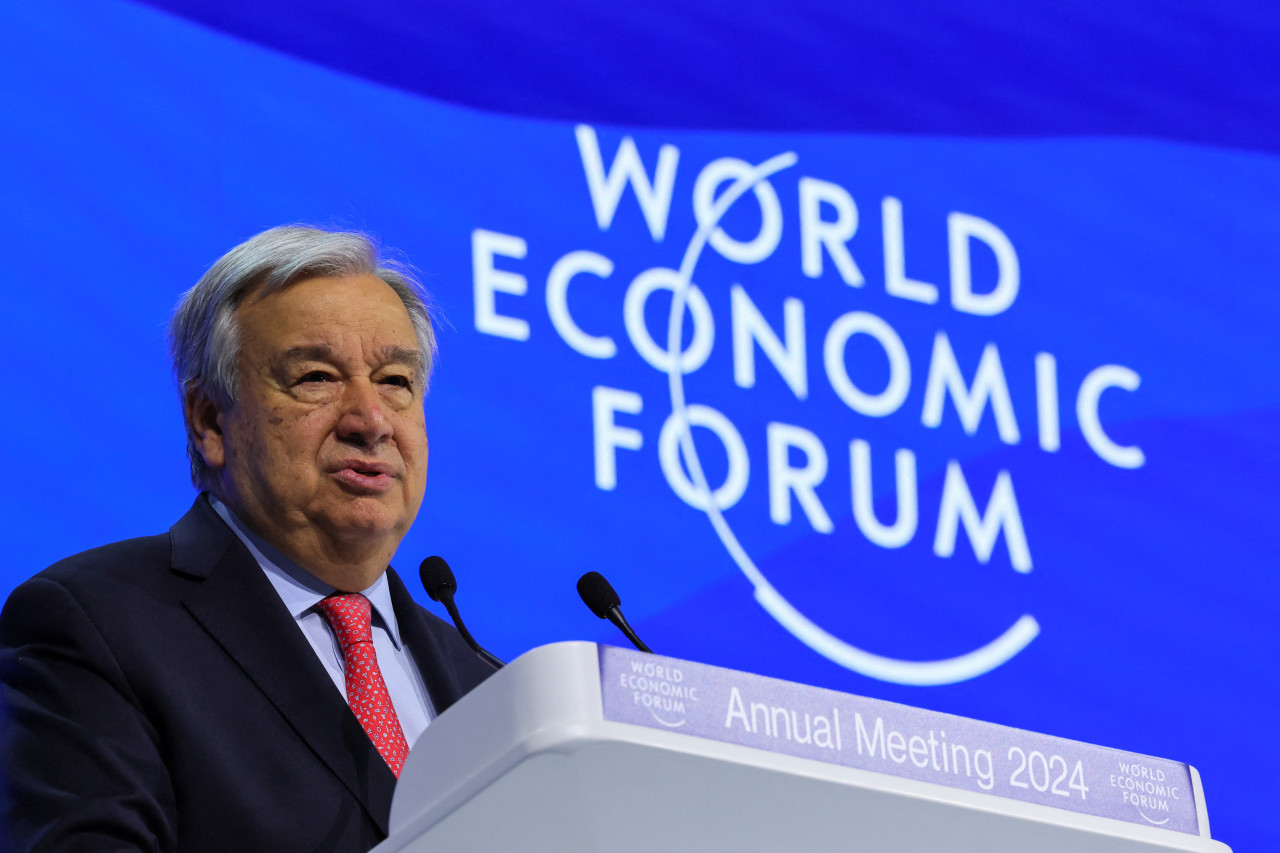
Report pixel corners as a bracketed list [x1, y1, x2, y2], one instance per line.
[419, 556, 458, 602]
[577, 571, 621, 619]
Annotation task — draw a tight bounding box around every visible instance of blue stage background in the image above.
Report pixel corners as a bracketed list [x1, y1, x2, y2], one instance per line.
[1, 2, 1276, 847]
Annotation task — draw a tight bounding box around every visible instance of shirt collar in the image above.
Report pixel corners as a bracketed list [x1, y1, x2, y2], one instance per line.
[208, 495, 404, 650]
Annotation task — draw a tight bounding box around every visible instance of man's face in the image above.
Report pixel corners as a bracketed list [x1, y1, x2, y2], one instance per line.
[200, 273, 428, 579]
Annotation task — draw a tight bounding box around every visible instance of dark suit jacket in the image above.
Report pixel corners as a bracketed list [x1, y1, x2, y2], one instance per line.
[0, 496, 495, 853]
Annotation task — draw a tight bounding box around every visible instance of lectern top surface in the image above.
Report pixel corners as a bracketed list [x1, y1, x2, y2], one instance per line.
[383, 643, 1228, 853]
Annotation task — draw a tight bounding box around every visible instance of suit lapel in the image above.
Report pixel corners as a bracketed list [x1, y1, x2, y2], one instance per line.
[386, 569, 468, 716]
[171, 498, 397, 836]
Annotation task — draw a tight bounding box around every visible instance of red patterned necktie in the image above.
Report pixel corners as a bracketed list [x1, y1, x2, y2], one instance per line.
[317, 593, 411, 777]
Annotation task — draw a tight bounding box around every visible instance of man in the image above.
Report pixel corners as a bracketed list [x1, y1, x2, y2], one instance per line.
[0, 226, 495, 852]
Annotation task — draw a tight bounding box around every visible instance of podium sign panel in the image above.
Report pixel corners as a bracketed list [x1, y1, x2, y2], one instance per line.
[600, 646, 1199, 834]
[376, 643, 1229, 853]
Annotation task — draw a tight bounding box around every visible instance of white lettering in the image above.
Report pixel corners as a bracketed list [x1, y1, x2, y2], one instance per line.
[1035, 352, 1060, 452]
[591, 386, 644, 491]
[767, 422, 833, 533]
[850, 440, 918, 548]
[546, 250, 616, 358]
[948, 211, 1020, 316]
[882, 196, 939, 304]
[908, 735, 930, 768]
[921, 332, 1020, 444]
[731, 285, 807, 399]
[471, 229, 529, 341]
[799, 177, 863, 286]
[623, 267, 715, 373]
[575, 125, 678, 241]
[694, 158, 783, 264]
[725, 686, 750, 730]
[934, 462, 1033, 572]
[658, 405, 750, 511]
[855, 713, 884, 757]
[1077, 365, 1145, 468]
[823, 311, 911, 417]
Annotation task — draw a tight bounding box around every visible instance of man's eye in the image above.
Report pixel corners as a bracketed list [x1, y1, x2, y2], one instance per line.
[299, 371, 333, 384]
[382, 375, 412, 389]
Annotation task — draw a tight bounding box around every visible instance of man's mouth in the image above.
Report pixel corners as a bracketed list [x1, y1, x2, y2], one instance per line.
[332, 460, 396, 491]
[334, 459, 395, 476]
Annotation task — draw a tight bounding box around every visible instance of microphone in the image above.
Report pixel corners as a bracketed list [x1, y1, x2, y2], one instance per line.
[576, 571, 653, 654]
[419, 556, 504, 670]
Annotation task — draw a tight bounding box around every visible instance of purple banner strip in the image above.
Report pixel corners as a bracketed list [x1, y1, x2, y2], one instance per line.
[599, 646, 1198, 836]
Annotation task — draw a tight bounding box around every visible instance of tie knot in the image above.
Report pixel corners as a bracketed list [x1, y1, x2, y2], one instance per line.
[317, 593, 373, 649]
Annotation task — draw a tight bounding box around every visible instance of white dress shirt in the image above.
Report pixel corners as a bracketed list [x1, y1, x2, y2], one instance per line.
[209, 496, 434, 748]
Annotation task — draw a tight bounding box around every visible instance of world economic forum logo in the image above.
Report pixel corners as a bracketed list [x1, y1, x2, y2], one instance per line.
[471, 126, 1146, 685]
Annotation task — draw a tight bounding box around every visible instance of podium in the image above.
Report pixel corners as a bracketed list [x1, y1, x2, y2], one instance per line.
[373, 642, 1230, 852]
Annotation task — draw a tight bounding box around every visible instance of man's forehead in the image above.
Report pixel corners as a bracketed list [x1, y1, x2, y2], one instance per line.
[244, 272, 404, 308]
[236, 274, 419, 346]
[232, 274, 422, 373]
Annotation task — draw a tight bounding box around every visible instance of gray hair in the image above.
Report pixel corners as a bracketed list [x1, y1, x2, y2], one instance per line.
[168, 225, 437, 487]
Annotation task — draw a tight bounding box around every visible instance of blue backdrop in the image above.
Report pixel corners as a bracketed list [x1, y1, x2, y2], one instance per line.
[1, 1, 1276, 847]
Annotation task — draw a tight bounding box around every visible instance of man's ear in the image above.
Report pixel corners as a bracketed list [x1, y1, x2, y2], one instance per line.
[186, 387, 227, 471]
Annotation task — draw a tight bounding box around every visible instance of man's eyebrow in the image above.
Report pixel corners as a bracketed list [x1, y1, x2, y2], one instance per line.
[380, 345, 424, 376]
[277, 344, 335, 364]
[274, 344, 423, 376]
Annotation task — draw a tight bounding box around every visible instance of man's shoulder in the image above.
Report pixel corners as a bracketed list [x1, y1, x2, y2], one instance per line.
[46, 527, 175, 568]
[3, 533, 174, 630]
[6, 497, 231, 618]
[41, 531, 173, 581]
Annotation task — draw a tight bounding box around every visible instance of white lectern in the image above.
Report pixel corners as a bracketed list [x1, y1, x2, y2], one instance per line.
[372, 642, 1230, 852]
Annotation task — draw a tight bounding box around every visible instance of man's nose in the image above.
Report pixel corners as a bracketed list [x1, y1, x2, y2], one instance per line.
[336, 380, 394, 447]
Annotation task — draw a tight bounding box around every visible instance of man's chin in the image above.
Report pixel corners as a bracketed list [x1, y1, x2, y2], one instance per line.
[316, 501, 409, 548]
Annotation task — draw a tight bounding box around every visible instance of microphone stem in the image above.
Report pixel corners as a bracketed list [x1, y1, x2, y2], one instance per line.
[607, 606, 652, 654]
[440, 592, 505, 670]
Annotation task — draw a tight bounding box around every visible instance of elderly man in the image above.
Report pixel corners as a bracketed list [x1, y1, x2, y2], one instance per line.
[0, 227, 494, 852]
